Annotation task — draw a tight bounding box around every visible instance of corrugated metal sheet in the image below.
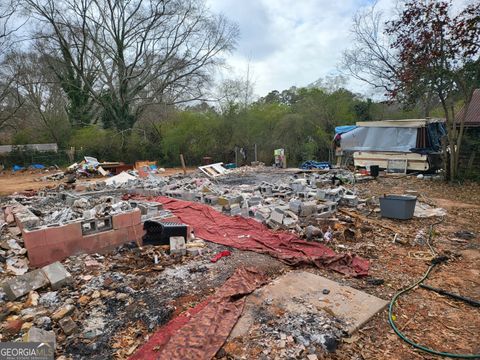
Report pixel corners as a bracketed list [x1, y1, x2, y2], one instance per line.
[456, 89, 480, 127]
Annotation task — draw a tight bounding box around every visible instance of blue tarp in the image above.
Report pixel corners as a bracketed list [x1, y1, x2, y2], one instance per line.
[12, 165, 24, 172]
[300, 161, 331, 170]
[335, 125, 357, 135]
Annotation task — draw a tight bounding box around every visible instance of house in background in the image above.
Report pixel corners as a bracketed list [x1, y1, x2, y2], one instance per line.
[334, 118, 446, 172]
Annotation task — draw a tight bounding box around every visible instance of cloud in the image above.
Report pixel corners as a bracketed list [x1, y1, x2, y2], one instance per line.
[207, 0, 398, 97]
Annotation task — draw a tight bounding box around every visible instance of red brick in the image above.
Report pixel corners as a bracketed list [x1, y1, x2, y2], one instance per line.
[81, 233, 100, 253]
[112, 209, 141, 229]
[22, 228, 47, 250]
[131, 209, 141, 225]
[44, 222, 82, 246]
[127, 223, 145, 243]
[98, 229, 129, 248]
[112, 213, 132, 229]
[28, 243, 69, 267]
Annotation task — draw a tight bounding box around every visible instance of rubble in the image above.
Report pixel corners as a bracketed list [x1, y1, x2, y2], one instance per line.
[24, 326, 56, 346]
[1, 164, 474, 360]
[41, 262, 73, 290]
[2, 269, 49, 300]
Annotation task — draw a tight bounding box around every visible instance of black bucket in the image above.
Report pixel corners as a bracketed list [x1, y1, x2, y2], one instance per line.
[370, 165, 380, 178]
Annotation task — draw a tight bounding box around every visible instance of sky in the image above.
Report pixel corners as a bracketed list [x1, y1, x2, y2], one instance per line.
[206, 0, 469, 99]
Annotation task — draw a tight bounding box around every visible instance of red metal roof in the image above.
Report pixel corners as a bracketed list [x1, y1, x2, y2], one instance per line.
[456, 89, 480, 127]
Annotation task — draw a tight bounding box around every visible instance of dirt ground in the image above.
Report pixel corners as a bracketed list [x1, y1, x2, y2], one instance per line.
[0, 167, 194, 196]
[220, 175, 480, 360]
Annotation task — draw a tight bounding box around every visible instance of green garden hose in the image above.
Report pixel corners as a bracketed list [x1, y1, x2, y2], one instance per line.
[388, 259, 480, 358]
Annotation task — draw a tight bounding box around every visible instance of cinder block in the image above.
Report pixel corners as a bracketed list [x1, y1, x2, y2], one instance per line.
[41, 262, 73, 290]
[289, 199, 302, 214]
[341, 195, 358, 207]
[2, 269, 49, 300]
[300, 201, 317, 217]
[270, 209, 284, 224]
[170, 236, 186, 256]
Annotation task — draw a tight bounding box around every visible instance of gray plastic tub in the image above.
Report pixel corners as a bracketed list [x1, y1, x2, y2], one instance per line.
[379, 195, 417, 220]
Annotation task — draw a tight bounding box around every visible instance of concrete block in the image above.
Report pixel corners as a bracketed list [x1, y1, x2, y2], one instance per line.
[41, 261, 73, 290]
[270, 209, 284, 224]
[170, 236, 186, 256]
[341, 195, 358, 207]
[2, 270, 49, 300]
[283, 217, 297, 228]
[316, 189, 327, 200]
[24, 327, 56, 347]
[247, 197, 262, 207]
[230, 204, 242, 216]
[289, 199, 302, 214]
[300, 201, 317, 217]
[187, 247, 203, 256]
[181, 191, 196, 201]
[13, 206, 40, 230]
[204, 195, 219, 205]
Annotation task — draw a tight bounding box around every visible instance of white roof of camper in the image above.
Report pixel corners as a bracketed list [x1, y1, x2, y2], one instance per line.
[356, 118, 444, 128]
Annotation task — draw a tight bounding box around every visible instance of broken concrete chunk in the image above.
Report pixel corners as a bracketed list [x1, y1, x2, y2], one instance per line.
[59, 316, 77, 335]
[270, 208, 284, 224]
[41, 261, 73, 290]
[170, 236, 186, 256]
[300, 201, 317, 217]
[2, 269, 49, 300]
[51, 304, 75, 321]
[24, 326, 56, 347]
[305, 225, 322, 240]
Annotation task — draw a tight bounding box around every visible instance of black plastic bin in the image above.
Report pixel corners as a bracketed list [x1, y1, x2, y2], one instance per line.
[379, 195, 417, 220]
[142, 220, 188, 245]
[370, 165, 380, 178]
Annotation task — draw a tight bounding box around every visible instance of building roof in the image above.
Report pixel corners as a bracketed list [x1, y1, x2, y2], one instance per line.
[356, 118, 444, 128]
[456, 89, 480, 127]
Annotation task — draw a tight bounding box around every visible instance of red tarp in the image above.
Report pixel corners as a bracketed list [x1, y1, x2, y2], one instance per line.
[147, 196, 368, 277]
[130, 267, 268, 360]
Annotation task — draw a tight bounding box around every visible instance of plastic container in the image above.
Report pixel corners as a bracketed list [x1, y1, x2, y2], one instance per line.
[370, 165, 380, 178]
[379, 195, 417, 220]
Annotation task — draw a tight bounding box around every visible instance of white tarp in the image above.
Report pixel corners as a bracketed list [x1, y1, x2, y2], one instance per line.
[340, 127, 418, 152]
[104, 171, 137, 186]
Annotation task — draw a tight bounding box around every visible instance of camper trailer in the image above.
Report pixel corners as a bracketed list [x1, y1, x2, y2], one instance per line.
[334, 119, 446, 172]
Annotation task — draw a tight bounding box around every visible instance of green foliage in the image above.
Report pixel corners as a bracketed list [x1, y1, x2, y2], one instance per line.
[69, 126, 121, 162]
[0, 148, 70, 167]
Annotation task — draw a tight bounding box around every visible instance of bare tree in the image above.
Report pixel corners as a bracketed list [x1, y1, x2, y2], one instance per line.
[0, 1, 26, 132]
[24, 0, 238, 130]
[3, 51, 70, 143]
[341, 4, 399, 94]
[341, 2, 440, 116]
